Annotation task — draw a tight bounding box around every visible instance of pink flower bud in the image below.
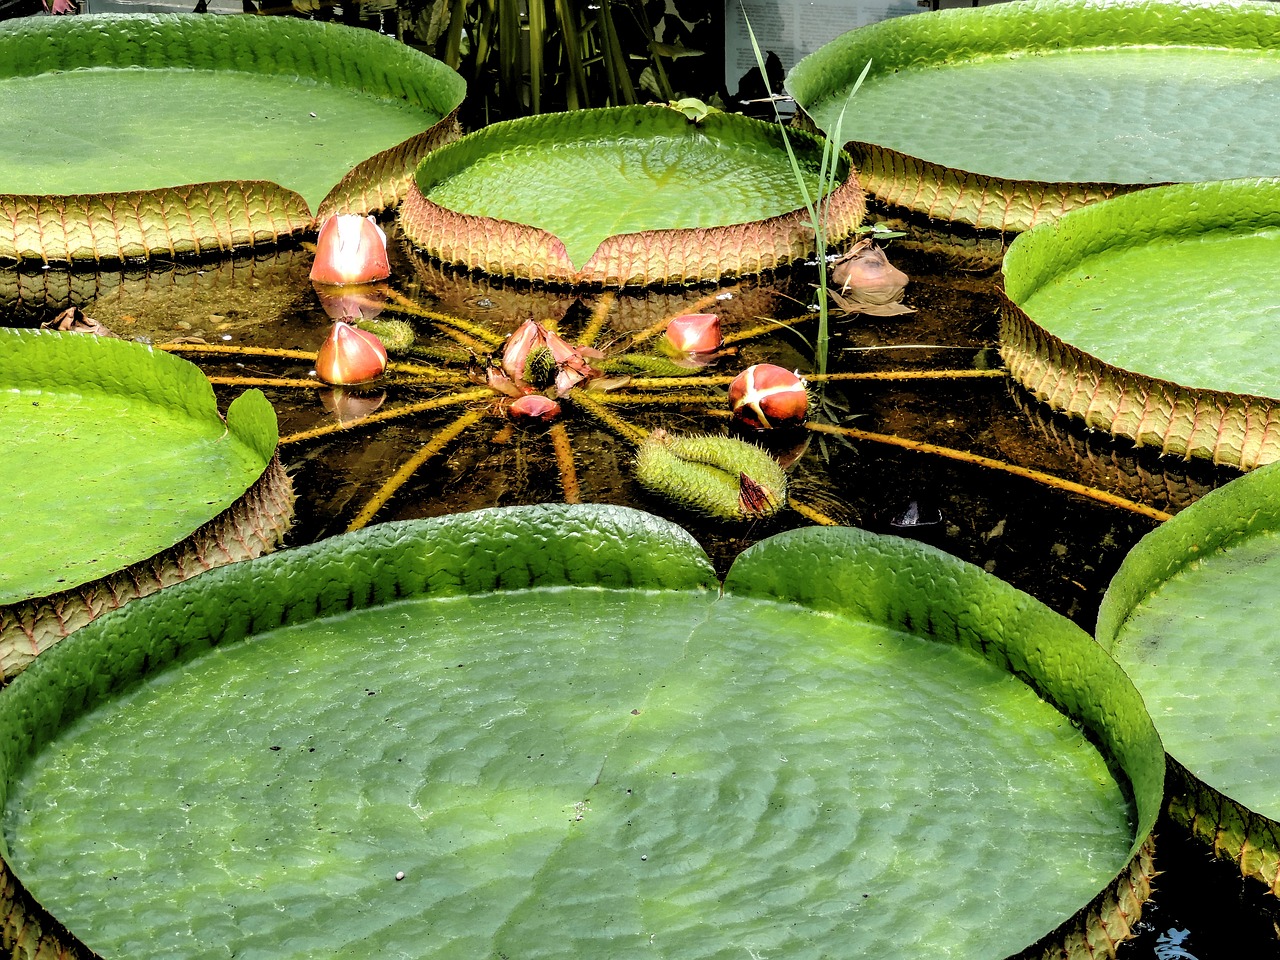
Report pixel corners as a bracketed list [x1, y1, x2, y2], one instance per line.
[728, 363, 808, 429]
[664, 314, 722, 354]
[315, 321, 388, 385]
[509, 394, 562, 423]
[309, 214, 391, 285]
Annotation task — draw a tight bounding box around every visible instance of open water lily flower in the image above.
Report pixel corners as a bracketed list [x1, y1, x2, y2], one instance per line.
[315, 320, 388, 385]
[829, 238, 914, 317]
[309, 214, 391, 285]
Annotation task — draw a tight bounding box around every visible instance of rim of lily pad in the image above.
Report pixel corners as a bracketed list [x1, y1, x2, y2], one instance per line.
[398, 105, 866, 287]
[0, 13, 465, 264]
[0, 329, 293, 679]
[0, 504, 1160, 959]
[999, 178, 1280, 471]
[786, 0, 1280, 232]
[1097, 462, 1280, 894]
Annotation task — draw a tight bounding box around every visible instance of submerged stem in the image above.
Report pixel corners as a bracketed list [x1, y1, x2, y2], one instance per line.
[549, 422, 581, 504]
[280, 387, 492, 445]
[347, 407, 486, 532]
[805, 422, 1173, 521]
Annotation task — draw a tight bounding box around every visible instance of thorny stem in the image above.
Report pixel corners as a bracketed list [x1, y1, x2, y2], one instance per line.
[805, 370, 1006, 383]
[567, 390, 650, 446]
[804, 421, 1173, 522]
[789, 498, 843, 526]
[721, 314, 813, 346]
[280, 387, 493, 445]
[549, 422, 581, 503]
[588, 391, 726, 407]
[160, 343, 316, 362]
[383, 290, 506, 347]
[347, 407, 486, 532]
[205, 376, 321, 389]
[576, 292, 616, 348]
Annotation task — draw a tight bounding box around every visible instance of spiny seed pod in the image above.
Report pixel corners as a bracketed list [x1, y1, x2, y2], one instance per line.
[315, 320, 388, 385]
[509, 394, 561, 423]
[635, 430, 787, 521]
[728, 363, 808, 429]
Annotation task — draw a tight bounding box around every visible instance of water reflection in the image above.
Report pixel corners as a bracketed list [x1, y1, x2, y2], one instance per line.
[0, 221, 1272, 956]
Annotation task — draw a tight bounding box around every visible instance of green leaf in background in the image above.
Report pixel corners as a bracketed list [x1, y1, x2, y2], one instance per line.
[0, 505, 1161, 960]
[1097, 461, 1280, 891]
[0, 14, 466, 260]
[0, 329, 278, 605]
[786, 0, 1280, 230]
[1001, 178, 1280, 470]
[401, 105, 865, 284]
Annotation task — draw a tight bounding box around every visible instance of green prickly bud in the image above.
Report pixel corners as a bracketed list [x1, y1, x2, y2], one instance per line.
[635, 430, 787, 521]
[356, 319, 416, 354]
[524, 346, 557, 389]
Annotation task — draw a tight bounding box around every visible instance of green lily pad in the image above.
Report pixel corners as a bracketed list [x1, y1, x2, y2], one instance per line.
[0, 13, 465, 262]
[787, 0, 1280, 231]
[1097, 461, 1280, 892]
[0, 505, 1161, 959]
[0, 328, 291, 677]
[1000, 178, 1280, 470]
[399, 106, 866, 285]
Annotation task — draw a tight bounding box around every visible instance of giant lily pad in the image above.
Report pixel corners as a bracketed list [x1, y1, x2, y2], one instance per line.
[1000, 178, 1280, 470]
[786, 0, 1280, 232]
[0, 505, 1160, 959]
[0, 328, 292, 678]
[1097, 461, 1280, 894]
[398, 105, 866, 286]
[0, 13, 465, 263]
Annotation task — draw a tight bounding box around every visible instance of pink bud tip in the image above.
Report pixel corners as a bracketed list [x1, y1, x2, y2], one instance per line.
[315, 321, 388, 385]
[664, 314, 722, 354]
[309, 214, 391, 285]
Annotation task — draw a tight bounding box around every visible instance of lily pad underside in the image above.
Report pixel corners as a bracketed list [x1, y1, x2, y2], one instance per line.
[0, 329, 292, 679]
[1097, 461, 1280, 894]
[1000, 178, 1280, 471]
[785, 0, 1280, 232]
[398, 106, 866, 286]
[0, 13, 465, 263]
[0, 505, 1160, 960]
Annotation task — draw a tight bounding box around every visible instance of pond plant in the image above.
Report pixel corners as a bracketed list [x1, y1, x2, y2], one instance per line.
[5, 0, 1280, 953]
[0, 13, 466, 263]
[787, 0, 1280, 232]
[0, 329, 292, 680]
[0, 504, 1163, 959]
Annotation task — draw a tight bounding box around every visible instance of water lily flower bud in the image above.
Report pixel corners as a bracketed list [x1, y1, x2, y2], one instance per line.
[508, 394, 562, 423]
[315, 320, 388, 385]
[728, 363, 808, 429]
[309, 214, 391, 285]
[831, 239, 908, 306]
[664, 314, 722, 354]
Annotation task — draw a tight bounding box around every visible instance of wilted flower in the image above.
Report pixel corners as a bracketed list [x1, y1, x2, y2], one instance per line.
[315, 320, 388, 385]
[664, 313, 722, 355]
[309, 214, 391, 286]
[828, 238, 914, 316]
[40, 307, 118, 338]
[728, 363, 808, 429]
[491, 320, 603, 398]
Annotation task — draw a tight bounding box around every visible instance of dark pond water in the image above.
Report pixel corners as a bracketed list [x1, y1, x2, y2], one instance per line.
[2, 206, 1278, 957]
